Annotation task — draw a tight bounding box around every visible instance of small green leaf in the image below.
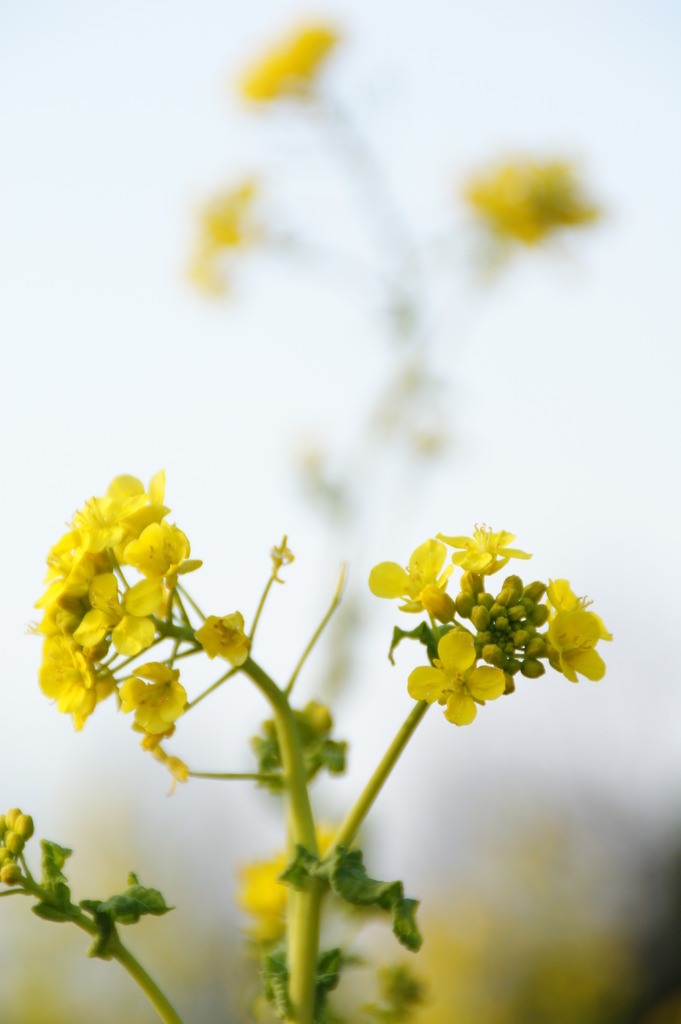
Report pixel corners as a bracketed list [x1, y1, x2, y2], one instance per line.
[40, 839, 73, 909]
[263, 951, 291, 1019]
[318, 739, 347, 775]
[315, 947, 343, 1023]
[278, 845, 319, 890]
[388, 623, 438, 665]
[31, 902, 73, 923]
[86, 911, 117, 960]
[81, 881, 172, 926]
[318, 847, 422, 952]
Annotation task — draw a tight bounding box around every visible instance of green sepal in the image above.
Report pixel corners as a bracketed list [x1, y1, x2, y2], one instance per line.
[39, 839, 73, 910]
[388, 622, 449, 665]
[263, 950, 291, 1020]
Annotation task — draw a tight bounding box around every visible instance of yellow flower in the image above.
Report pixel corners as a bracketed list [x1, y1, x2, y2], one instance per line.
[239, 23, 339, 103]
[72, 572, 161, 656]
[369, 539, 453, 617]
[122, 521, 199, 586]
[71, 471, 168, 554]
[465, 159, 599, 246]
[119, 663, 187, 735]
[189, 180, 259, 296]
[407, 630, 506, 725]
[438, 525, 531, 575]
[39, 634, 114, 730]
[195, 612, 250, 665]
[546, 579, 611, 682]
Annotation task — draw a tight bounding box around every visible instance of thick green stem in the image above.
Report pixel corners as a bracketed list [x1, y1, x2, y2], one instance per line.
[329, 701, 429, 855]
[242, 657, 321, 1024]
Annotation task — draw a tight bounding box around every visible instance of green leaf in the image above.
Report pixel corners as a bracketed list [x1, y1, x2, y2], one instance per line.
[278, 844, 319, 890]
[388, 623, 438, 665]
[81, 880, 172, 926]
[318, 739, 347, 775]
[39, 839, 73, 910]
[318, 847, 422, 953]
[263, 951, 291, 1020]
[315, 947, 343, 1024]
[31, 902, 73, 923]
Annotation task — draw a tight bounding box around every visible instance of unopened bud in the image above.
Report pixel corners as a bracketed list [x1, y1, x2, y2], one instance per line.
[5, 809, 21, 831]
[1, 862, 22, 886]
[303, 701, 333, 735]
[0, 816, 6, 839]
[531, 605, 549, 627]
[482, 644, 504, 666]
[497, 576, 523, 606]
[504, 673, 516, 695]
[521, 658, 546, 679]
[5, 832, 25, 857]
[421, 585, 455, 624]
[14, 815, 34, 841]
[512, 629, 531, 648]
[525, 636, 546, 658]
[0, 848, 12, 865]
[523, 581, 547, 602]
[455, 592, 475, 619]
[460, 572, 484, 596]
[477, 593, 494, 610]
[471, 605, 491, 631]
[495, 617, 510, 634]
[508, 604, 526, 622]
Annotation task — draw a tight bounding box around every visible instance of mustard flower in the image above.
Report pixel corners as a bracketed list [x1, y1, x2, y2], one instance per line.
[464, 159, 599, 246]
[72, 572, 161, 657]
[438, 525, 531, 575]
[546, 579, 611, 682]
[239, 23, 339, 103]
[189, 180, 259, 296]
[71, 471, 168, 554]
[407, 630, 506, 726]
[119, 663, 187, 735]
[195, 612, 250, 665]
[39, 634, 114, 730]
[369, 540, 454, 618]
[122, 521, 199, 586]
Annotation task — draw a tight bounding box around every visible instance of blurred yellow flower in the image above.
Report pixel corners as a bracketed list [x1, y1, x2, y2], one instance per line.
[195, 612, 250, 665]
[239, 23, 339, 103]
[188, 180, 259, 296]
[408, 629, 506, 725]
[120, 663, 187, 735]
[465, 159, 599, 245]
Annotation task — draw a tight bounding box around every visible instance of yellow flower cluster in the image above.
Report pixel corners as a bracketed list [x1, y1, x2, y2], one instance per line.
[465, 159, 599, 246]
[188, 180, 259, 296]
[35, 472, 200, 731]
[239, 23, 339, 103]
[370, 527, 611, 726]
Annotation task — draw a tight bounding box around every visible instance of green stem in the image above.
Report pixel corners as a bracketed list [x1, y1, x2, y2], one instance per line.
[285, 564, 347, 698]
[184, 666, 239, 712]
[250, 574, 275, 645]
[329, 701, 430, 854]
[242, 657, 320, 1024]
[20, 879, 184, 1024]
[176, 583, 206, 622]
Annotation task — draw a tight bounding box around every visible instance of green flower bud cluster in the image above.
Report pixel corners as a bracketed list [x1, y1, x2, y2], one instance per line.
[0, 807, 34, 886]
[455, 574, 549, 686]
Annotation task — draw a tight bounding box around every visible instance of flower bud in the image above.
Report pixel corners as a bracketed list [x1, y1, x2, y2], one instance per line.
[477, 593, 494, 610]
[531, 604, 549, 627]
[503, 673, 516, 695]
[506, 658, 521, 675]
[0, 848, 13, 865]
[508, 604, 526, 622]
[421, 585, 455, 624]
[5, 832, 25, 857]
[14, 815, 34, 841]
[460, 572, 484, 596]
[495, 616, 510, 634]
[525, 636, 546, 658]
[482, 644, 504, 666]
[512, 629, 531, 648]
[490, 603, 505, 620]
[455, 592, 475, 619]
[470, 605, 491, 631]
[1, 862, 22, 886]
[497, 576, 523, 606]
[5, 809, 21, 831]
[521, 658, 546, 678]
[303, 701, 333, 735]
[523, 581, 547, 602]
[0, 816, 6, 839]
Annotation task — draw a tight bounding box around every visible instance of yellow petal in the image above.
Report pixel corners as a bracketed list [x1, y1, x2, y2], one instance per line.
[124, 579, 164, 617]
[437, 630, 476, 674]
[565, 648, 606, 681]
[444, 692, 477, 726]
[466, 666, 506, 701]
[407, 666, 447, 704]
[408, 539, 447, 578]
[368, 562, 410, 599]
[112, 616, 156, 656]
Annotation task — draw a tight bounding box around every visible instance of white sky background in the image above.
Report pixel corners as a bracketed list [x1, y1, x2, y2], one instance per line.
[1, 0, 681, 939]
